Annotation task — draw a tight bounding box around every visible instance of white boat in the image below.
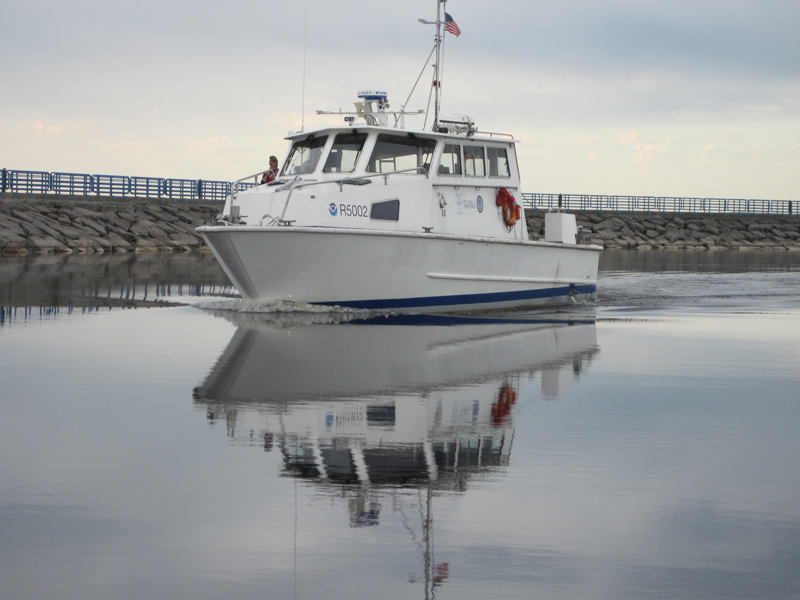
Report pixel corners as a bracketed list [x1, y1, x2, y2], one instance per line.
[197, 2, 601, 313]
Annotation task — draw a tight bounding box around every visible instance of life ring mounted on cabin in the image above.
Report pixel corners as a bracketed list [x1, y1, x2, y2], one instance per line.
[496, 187, 521, 229]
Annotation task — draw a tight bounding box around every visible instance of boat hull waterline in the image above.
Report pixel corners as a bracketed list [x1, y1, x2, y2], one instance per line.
[198, 226, 600, 313]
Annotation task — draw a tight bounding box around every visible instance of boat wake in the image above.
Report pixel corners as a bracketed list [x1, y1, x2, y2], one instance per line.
[196, 298, 374, 314]
[194, 298, 378, 326]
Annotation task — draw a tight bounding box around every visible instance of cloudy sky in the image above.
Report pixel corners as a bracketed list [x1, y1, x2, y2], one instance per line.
[2, 0, 798, 199]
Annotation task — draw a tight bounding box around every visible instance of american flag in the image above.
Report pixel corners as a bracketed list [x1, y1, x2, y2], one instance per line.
[444, 12, 461, 37]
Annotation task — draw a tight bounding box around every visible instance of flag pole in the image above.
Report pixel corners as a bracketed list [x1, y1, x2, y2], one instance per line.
[433, 0, 443, 131]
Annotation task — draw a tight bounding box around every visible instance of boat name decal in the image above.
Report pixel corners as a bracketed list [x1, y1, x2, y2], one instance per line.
[337, 204, 369, 218]
[455, 193, 477, 215]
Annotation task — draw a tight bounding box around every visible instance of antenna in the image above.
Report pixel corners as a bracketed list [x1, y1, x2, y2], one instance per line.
[434, 0, 442, 130]
[401, 44, 436, 117]
[301, 5, 308, 133]
[439, 18, 446, 118]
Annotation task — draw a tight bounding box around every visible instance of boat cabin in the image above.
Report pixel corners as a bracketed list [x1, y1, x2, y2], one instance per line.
[226, 125, 528, 241]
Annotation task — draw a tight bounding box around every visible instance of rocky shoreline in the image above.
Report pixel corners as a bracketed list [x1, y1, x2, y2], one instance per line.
[1, 196, 799, 254]
[0, 198, 218, 254]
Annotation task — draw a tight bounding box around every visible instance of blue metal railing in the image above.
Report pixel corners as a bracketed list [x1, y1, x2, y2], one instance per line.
[50, 172, 92, 198]
[7, 170, 50, 197]
[521, 193, 795, 216]
[130, 176, 165, 198]
[198, 180, 233, 202]
[1, 168, 795, 215]
[93, 175, 131, 199]
[0, 169, 234, 203]
[164, 178, 197, 201]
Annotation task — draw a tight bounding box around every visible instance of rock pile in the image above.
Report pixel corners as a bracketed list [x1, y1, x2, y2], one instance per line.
[2, 197, 798, 254]
[0, 199, 218, 254]
[526, 211, 800, 250]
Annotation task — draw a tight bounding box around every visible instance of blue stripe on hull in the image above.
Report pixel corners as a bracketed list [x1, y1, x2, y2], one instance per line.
[311, 284, 597, 310]
[347, 314, 597, 326]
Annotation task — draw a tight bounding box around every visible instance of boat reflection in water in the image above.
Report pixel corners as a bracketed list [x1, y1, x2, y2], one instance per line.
[193, 309, 598, 593]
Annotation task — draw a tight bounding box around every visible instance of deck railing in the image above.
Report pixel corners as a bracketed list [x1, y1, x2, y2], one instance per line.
[0, 168, 794, 215]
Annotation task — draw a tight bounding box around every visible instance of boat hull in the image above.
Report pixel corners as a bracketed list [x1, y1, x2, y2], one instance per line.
[197, 226, 601, 312]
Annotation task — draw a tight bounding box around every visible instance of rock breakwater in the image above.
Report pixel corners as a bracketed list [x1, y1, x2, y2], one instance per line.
[0, 199, 218, 254]
[2, 197, 799, 254]
[526, 211, 800, 250]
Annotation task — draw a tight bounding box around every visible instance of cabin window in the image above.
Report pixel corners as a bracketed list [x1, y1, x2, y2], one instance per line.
[323, 132, 368, 173]
[282, 135, 328, 175]
[370, 198, 400, 221]
[438, 144, 462, 175]
[487, 147, 511, 178]
[366, 134, 436, 174]
[464, 146, 485, 177]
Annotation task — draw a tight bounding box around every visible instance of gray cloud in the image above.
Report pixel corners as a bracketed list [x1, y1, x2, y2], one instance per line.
[1, 0, 798, 196]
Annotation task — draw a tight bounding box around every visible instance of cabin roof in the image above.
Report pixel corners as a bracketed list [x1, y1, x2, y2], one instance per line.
[285, 125, 520, 144]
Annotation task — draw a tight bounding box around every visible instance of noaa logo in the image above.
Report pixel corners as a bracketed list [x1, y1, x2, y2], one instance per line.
[477, 195, 484, 213]
[328, 203, 338, 216]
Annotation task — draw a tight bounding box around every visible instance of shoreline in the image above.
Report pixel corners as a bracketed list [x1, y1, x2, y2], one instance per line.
[1, 196, 799, 254]
[1, 197, 217, 254]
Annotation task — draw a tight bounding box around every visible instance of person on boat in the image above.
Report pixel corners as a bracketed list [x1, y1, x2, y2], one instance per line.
[260, 156, 279, 184]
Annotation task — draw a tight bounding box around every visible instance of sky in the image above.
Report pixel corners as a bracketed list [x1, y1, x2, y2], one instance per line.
[1, 0, 798, 199]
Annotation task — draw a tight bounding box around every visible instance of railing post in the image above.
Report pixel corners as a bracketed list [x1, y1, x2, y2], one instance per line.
[1, 168, 6, 193]
[198, 179, 203, 203]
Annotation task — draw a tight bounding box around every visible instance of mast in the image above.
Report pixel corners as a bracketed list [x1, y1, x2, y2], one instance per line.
[433, 0, 443, 131]
[418, 0, 447, 131]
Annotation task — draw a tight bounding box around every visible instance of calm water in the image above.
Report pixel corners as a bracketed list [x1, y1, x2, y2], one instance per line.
[1, 251, 799, 600]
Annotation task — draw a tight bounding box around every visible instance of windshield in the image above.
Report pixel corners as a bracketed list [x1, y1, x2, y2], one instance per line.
[282, 136, 328, 176]
[366, 134, 436, 174]
[323, 132, 368, 173]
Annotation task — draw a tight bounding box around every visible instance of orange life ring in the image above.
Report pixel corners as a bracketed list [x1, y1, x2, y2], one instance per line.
[497, 187, 518, 228]
[503, 202, 517, 227]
